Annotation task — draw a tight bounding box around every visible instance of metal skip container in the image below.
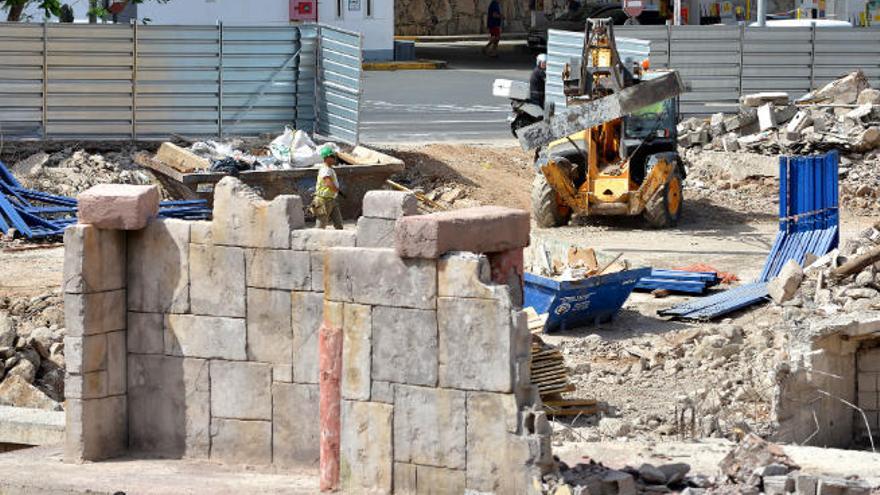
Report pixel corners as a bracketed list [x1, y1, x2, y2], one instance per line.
[524, 267, 650, 333]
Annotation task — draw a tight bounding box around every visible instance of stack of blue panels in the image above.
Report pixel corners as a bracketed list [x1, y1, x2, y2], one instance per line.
[660, 150, 840, 321]
[634, 269, 720, 295]
[0, 160, 211, 240]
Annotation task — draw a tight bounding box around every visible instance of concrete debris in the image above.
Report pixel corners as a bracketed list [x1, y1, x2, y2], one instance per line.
[768, 260, 804, 304]
[718, 433, 799, 484]
[741, 92, 790, 107]
[540, 457, 694, 494]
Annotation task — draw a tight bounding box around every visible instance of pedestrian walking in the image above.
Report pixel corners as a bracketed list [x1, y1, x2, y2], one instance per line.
[483, 0, 503, 57]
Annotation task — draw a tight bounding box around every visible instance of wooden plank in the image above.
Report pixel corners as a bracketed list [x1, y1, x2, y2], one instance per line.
[544, 407, 599, 416]
[543, 399, 598, 407]
[155, 142, 211, 173]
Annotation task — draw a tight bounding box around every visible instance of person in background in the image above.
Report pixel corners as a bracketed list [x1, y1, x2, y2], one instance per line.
[312, 146, 343, 230]
[530, 53, 547, 108]
[483, 0, 503, 57]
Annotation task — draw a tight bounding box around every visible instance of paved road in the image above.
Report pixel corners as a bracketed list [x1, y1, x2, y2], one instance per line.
[360, 41, 534, 144]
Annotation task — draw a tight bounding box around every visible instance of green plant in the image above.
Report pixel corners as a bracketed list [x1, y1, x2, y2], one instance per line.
[4, 0, 170, 22]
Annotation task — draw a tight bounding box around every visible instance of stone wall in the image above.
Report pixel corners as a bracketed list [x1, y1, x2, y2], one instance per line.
[63, 177, 552, 493]
[856, 344, 880, 446]
[396, 0, 530, 36]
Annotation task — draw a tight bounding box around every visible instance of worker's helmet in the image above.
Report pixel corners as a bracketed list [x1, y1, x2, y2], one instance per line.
[320, 145, 336, 159]
[536, 53, 547, 66]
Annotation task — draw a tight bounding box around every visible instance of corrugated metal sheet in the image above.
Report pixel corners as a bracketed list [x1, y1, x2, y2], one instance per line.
[546, 26, 880, 116]
[0, 22, 361, 142]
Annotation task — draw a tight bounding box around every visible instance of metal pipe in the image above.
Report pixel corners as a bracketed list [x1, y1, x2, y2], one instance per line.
[674, 0, 682, 25]
[757, 0, 767, 26]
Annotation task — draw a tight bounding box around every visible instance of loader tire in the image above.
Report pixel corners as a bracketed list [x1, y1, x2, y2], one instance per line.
[532, 173, 570, 228]
[643, 169, 683, 229]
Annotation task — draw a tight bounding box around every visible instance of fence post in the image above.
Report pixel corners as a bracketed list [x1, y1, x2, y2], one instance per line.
[218, 22, 224, 140]
[41, 22, 48, 140]
[132, 21, 138, 141]
[809, 23, 817, 91]
[666, 23, 672, 68]
[738, 24, 745, 97]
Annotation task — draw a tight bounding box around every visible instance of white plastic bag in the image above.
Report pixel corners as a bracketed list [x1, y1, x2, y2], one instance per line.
[269, 127, 296, 163]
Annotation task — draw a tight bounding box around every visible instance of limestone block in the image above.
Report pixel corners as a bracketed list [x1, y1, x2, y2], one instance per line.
[292, 291, 323, 383]
[62, 225, 125, 294]
[324, 300, 344, 328]
[210, 360, 271, 420]
[272, 382, 319, 468]
[340, 400, 393, 493]
[758, 104, 777, 130]
[246, 289, 292, 365]
[245, 249, 310, 290]
[127, 219, 191, 313]
[210, 418, 272, 465]
[356, 217, 397, 248]
[77, 184, 160, 230]
[416, 465, 466, 494]
[859, 348, 880, 372]
[64, 395, 127, 462]
[371, 380, 394, 404]
[362, 190, 417, 219]
[342, 304, 372, 400]
[325, 247, 437, 310]
[310, 251, 325, 292]
[189, 244, 246, 317]
[64, 290, 126, 337]
[189, 220, 213, 245]
[740, 92, 789, 107]
[127, 312, 163, 355]
[105, 330, 126, 396]
[466, 391, 532, 493]
[212, 177, 303, 249]
[290, 227, 357, 251]
[394, 206, 530, 259]
[768, 260, 804, 304]
[371, 306, 437, 387]
[64, 334, 106, 374]
[394, 385, 466, 469]
[858, 372, 877, 392]
[273, 365, 293, 383]
[127, 355, 210, 458]
[438, 252, 497, 299]
[64, 370, 108, 400]
[165, 314, 246, 360]
[394, 462, 417, 494]
[438, 297, 513, 392]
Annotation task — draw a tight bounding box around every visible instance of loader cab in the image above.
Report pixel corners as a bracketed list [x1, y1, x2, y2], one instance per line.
[622, 97, 679, 185]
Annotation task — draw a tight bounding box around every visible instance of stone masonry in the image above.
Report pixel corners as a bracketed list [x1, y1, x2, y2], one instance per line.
[64, 178, 553, 493]
[395, 0, 530, 36]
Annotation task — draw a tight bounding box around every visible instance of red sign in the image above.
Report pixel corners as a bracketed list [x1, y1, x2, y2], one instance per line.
[623, 0, 644, 17]
[290, 0, 318, 22]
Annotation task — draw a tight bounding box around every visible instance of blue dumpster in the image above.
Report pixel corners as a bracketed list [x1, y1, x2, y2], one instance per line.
[524, 268, 650, 333]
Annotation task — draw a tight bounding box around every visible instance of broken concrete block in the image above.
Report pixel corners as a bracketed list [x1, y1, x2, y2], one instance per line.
[394, 385, 465, 469]
[127, 312, 163, 355]
[721, 133, 740, 152]
[210, 418, 272, 465]
[127, 355, 210, 459]
[164, 314, 246, 360]
[786, 110, 812, 138]
[763, 475, 794, 495]
[127, 219, 191, 313]
[63, 225, 125, 294]
[466, 391, 531, 493]
[245, 248, 310, 291]
[210, 361, 271, 420]
[802, 71, 869, 105]
[325, 247, 437, 310]
[851, 126, 880, 151]
[212, 176, 303, 249]
[394, 206, 530, 259]
[64, 395, 127, 462]
[189, 244, 246, 317]
[356, 216, 397, 248]
[758, 104, 777, 130]
[246, 288, 292, 365]
[292, 291, 323, 384]
[857, 88, 880, 105]
[77, 184, 160, 231]
[371, 306, 437, 387]
[341, 303, 372, 400]
[741, 92, 789, 107]
[362, 190, 418, 219]
[438, 296, 514, 393]
[341, 399, 393, 493]
[845, 103, 873, 121]
[272, 382, 319, 468]
[438, 252, 499, 299]
[0, 375, 58, 410]
[64, 290, 126, 337]
[767, 260, 804, 305]
[812, 113, 828, 133]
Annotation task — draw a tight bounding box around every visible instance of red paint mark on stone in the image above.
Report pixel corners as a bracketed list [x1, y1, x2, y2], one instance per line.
[489, 248, 525, 306]
[319, 323, 343, 492]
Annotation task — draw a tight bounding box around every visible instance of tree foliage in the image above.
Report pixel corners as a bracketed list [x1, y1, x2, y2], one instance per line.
[3, 0, 171, 22]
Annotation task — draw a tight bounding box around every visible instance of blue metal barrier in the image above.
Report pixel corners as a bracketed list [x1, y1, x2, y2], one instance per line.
[659, 150, 840, 321]
[0, 160, 211, 240]
[634, 269, 720, 294]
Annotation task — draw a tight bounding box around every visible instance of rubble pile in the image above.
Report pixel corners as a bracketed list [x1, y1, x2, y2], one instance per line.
[552, 318, 784, 443]
[679, 71, 880, 215]
[0, 292, 65, 411]
[540, 458, 698, 495]
[12, 149, 157, 198]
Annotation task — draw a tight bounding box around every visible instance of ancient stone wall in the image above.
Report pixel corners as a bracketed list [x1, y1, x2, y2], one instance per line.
[63, 177, 552, 493]
[396, 0, 530, 36]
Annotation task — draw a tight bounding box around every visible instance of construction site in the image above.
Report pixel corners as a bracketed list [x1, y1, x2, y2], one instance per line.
[0, 14, 879, 495]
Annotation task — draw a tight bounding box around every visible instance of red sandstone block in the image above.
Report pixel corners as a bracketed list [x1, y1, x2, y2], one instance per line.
[394, 206, 530, 259]
[77, 184, 160, 230]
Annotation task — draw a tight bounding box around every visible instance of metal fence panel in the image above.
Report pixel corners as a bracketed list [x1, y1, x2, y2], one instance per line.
[0, 22, 361, 142]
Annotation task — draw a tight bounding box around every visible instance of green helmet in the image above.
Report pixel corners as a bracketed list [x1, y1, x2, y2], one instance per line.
[320, 146, 335, 159]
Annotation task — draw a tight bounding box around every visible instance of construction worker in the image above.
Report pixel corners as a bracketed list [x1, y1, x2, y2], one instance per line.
[530, 53, 547, 108]
[313, 146, 343, 230]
